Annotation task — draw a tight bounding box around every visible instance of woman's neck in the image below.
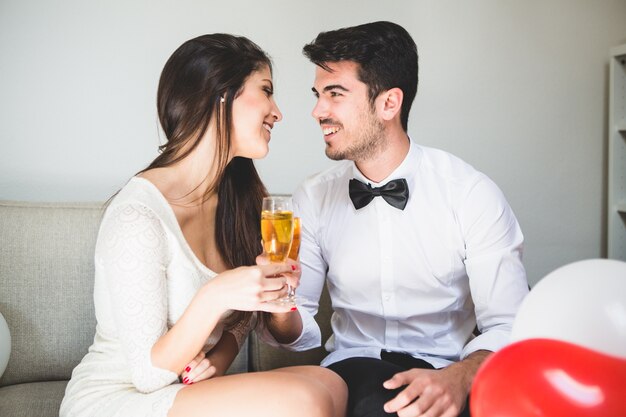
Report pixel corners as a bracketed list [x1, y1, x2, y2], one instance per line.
[141, 128, 226, 207]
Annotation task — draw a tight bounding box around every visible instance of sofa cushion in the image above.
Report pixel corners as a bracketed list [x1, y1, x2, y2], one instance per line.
[0, 380, 67, 417]
[0, 201, 103, 387]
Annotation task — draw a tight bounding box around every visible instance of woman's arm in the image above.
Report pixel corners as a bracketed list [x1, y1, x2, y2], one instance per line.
[179, 331, 240, 384]
[150, 282, 226, 375]
[152, 263, 294, 374]
[207, 331, 240, 376]
[101, 203, 294, 392]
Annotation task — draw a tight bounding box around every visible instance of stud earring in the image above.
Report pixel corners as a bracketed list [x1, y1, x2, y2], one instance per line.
[220, 97, 225, 103]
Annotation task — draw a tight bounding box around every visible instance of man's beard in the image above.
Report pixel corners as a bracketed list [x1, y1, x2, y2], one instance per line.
[325, 110, 386, 162]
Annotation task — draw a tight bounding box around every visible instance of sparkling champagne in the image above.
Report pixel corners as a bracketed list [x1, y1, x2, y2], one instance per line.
[261, 210, 294, 263]
[288, 217, 301, 260]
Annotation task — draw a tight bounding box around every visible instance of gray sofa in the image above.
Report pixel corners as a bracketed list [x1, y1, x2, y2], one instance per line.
[0, 200, 333, 417]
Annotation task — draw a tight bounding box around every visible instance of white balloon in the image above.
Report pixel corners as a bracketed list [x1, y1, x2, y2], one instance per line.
[0, 312, 10, 377]
[511, 259, 626, 359]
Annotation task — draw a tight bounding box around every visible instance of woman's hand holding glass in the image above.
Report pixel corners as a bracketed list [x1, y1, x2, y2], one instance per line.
[255, 254, 301, 301]
[208, 263, 296, 313]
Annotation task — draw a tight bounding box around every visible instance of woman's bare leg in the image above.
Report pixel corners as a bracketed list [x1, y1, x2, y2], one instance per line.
[269, 365, 347, 417]
[168, 366, 346, 417]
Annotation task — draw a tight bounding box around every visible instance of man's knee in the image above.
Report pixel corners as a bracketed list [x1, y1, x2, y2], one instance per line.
[328, 357, 406, 417]
[350, 383, 401, 417]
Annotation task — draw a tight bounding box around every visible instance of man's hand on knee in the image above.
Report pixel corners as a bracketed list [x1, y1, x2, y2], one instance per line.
[382, 351, 490, 417]
[382, 367, 465, 417]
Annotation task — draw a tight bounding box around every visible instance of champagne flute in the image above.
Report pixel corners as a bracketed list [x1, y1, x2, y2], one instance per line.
[288, 216, 301, 261]
[287, 216, 306, 304]
[261, 196, 295, 304]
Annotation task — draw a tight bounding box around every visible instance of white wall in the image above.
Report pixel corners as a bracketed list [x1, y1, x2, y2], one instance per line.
[1, 0, 625, 285]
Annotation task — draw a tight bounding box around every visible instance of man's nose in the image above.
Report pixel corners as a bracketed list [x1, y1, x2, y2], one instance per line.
[311, 99, 328, 120]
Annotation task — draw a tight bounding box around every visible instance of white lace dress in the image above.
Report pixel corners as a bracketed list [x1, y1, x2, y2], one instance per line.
[60, 177, 254, 417]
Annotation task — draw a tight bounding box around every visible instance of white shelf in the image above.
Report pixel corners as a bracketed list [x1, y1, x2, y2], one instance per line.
[608, 43, 626, 260]
[611, 44, 626, 58]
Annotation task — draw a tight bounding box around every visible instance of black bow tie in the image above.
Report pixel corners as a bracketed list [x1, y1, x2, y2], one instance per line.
[349, 178, 409, 210]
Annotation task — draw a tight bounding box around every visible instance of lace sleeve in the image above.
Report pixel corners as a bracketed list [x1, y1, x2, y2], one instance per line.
[97, 203, 179, 393]
[225, 313, 257, 349]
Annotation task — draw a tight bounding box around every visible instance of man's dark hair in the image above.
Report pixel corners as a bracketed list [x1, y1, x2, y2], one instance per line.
[303, 21, 418, 131]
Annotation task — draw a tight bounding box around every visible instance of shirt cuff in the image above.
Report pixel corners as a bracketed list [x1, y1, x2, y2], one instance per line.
[256, 307, 321, 351]
[460, 326, 511, 360]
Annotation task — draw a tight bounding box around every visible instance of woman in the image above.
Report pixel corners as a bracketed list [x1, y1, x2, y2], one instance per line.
[60, 34, 347, 417]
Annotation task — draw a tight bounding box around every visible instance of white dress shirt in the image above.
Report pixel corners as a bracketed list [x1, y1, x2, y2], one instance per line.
[259, 139, 529, 369]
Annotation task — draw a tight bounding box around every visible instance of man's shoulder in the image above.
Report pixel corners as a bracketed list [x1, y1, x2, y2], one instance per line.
[298, 161, 353, 192]
[415, 145, 509, 208]
[292, 162, 352, 213]
[417, 145, 484, 184]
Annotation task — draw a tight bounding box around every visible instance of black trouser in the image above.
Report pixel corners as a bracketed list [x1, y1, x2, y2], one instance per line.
[328, 351, 471, 417]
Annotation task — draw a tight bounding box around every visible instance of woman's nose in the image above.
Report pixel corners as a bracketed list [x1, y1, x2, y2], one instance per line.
[272, 102, 283, 122]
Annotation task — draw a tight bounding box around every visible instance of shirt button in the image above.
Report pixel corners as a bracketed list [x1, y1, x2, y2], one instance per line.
[384, 294, 391, 301]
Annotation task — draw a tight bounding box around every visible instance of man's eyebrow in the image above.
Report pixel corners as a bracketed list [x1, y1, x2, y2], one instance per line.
[324, 84, 350, 92]
[311, 84, 350, 94]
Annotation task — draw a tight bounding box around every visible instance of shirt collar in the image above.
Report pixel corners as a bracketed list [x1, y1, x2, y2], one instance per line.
[351, 137, 421, 186]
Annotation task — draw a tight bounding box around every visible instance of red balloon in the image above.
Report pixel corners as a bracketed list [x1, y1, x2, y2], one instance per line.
[471, 338, 626, 417]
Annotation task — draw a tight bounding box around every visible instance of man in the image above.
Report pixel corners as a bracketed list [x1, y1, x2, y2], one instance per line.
[260, 21, 529, 417]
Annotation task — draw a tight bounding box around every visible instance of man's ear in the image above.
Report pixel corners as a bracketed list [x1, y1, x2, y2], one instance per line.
[377, 88, 404, 122]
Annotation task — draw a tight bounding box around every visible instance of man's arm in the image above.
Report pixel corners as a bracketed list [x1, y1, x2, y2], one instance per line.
[460, 174, 529, 358]
[262, 310, 303, 344]
[382, 175, 528, 417]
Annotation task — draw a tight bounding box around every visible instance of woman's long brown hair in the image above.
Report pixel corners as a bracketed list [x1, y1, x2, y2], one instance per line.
[138, 34, 272, 329]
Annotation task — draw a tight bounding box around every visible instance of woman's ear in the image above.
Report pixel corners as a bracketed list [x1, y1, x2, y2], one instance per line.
[377, 87, 404, 122]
